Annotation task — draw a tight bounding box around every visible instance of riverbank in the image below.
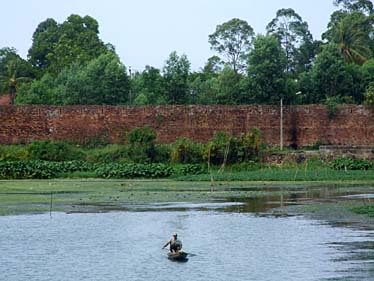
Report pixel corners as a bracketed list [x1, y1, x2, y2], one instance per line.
[0, 179, 373, 227]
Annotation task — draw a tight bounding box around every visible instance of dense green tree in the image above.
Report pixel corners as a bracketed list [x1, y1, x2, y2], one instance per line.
[190, 65, 245, 105]
[190, 76, 219, 105]
[324, 0, 373, 63]
[245, 35, 288, 104]
[81, 52, 130, 105]
[202, 56, 223, 78]
[17, 52, 129, 105]
[163, 51, 191, 104]
[132, 66, 165, 105]
[0, 48, 36, 103]
[188, 56, 223, 105]
[209, 18, 255, 73]
[16, 73, 55, 104]
[28, 15, 110, 75]
[327, 14, 371, 64]
[266, 8, 315, 74]
[361, 59, 374, 86]
[215, 66, 244, 104]
[300, 43, 364, 103]
[364, 84, 374, 105]
[27, 18, 59, 71]
[333, 0, 374, 15]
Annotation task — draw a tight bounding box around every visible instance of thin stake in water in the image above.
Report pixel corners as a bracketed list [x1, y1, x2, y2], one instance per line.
[50, 192, 53, 217]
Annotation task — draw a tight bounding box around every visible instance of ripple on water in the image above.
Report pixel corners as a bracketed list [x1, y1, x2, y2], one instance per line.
[0, 211, 373, 281]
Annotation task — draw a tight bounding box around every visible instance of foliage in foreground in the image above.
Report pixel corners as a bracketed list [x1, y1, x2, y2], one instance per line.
[94, 163, 174, 179]
[331, 157, 373, 170]
[0, 160, 92, 179]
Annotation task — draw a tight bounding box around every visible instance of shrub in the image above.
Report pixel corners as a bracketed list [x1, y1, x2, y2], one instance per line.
[236, 128, 261, 162]
[331, 157, 373, 170]
[127, 126, 157, 163]
[229, 161, 260, 172]
[85, 144, 130, 163]
[128, 125, 157, 144]
[27, 140, 83, 161]
[153, 144, 172, 163]
[52, 160, 94, 173]
[364, 84, 374, 106]
[78, 132, 111, 148]
[324, 97, 339, 119]
[0, 161, 57, 179]
[204, 132, 234, 165]
[94, 163, 174, 179]
[0, 160, 94, 179]
[0, 145, 29, 161]
[178, 164, 205, 176]
[171, 138, 205, 164]
[204, 129, 262, 165]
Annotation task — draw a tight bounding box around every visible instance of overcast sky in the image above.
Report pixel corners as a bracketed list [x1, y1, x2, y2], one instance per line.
[1, 0, 337, 71]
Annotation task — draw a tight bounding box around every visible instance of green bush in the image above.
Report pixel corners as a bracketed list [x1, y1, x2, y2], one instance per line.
[153, 144, 172, 163]
[364, 84, 374, 106]
[52, 160, 94, 173]
[27, 140, 83, 161]
[0, 160, 94, 179]
[229, 161, 260, 172]
[236, 128, 261, 162]
[324, 97, 339, 119]
[94, 163, 174, 179]
[331, 157, 373, 170]
[0, 145, 29, 161]
[204, 129, 262, 165]
[128, 125, 157, 144]
[171, 138, 205, 164]
[0, 161, 57, 179]
[85, 144, 130, 163]
[127, 126, 157, 163]
[178, 164, 205, 176]
[204, 132, 234, 165]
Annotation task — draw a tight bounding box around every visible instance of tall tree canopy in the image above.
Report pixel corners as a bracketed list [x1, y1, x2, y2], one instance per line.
[300, 44, 351, 103]
[266, 8, 315, 75]
[209, 18, 255, 73]
[17, 52, 130, 105]
[163, 51, 191, 104]
[329, 15, 371, 64]
[28, 15, 110, 75]
[334, 0, 374, 15]
[131, 66, 166, 105]
[324, 0, 374, 64]
[0, 48, 36, 103]
[246, 35, 287, 104]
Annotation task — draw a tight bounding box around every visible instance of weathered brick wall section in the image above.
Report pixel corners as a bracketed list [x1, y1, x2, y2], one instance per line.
[0, 94, 11, 106]
[0, 105, 373, 146]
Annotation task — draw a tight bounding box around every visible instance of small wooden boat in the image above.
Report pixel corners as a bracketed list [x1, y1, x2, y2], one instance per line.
[167, 251, 188, 261]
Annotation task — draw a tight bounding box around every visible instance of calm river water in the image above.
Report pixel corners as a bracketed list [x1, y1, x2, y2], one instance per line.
[1, 205, 373, 281]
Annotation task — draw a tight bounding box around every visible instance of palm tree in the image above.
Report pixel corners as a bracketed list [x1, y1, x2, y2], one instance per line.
[0, 60, 30, 104]
[331, 19, 371, 65]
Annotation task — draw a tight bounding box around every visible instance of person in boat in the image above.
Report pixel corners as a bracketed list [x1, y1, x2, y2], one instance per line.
[162, 232, 182, 253]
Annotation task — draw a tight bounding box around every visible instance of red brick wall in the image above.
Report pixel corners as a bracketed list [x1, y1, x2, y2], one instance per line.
[0, 94, 11, 106]
[0, 105, 373, 146]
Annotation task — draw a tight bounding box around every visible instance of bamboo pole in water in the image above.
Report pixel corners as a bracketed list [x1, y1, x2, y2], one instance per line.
[50, 192, 53, 218]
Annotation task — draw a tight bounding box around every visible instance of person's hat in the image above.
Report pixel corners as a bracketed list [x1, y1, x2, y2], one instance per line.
[173, 232, 177, 236]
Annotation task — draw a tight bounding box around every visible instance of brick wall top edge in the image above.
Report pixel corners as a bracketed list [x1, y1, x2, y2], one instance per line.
[0, 104, 339, 110]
